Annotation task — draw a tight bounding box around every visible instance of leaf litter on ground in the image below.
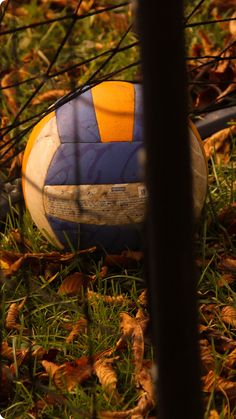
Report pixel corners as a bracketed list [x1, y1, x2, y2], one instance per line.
[0, 0, 236, 417]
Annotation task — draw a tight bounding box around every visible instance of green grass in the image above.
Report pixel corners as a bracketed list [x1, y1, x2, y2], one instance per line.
[0, 1, 236, 418]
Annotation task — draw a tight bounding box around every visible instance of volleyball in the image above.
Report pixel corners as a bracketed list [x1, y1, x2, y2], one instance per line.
[22, 81, 208, 252]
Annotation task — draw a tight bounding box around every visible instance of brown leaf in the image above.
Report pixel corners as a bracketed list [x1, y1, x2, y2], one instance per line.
[223, 309, 236, 340]
[198, 29, 218, 57]
[40, 0, 79, 8]
[215, 76, 236, 103]
[32, 89, 69, 105]
[53, 357, 93, 391]
[219, 257, 236, 272]
[135, 364, 156, 407]
[195, 86, 218, 110]
[66, 318, 88, 343]
[1, 340, 29, 371]
[5, 297, 26, 330]
[217, 273, 235, 287]
[224, 347, 236, 370]
[8, 228, 32, 251]
[199, 325, 236, 352]
[221, 305, 236, 328]
[209, 410, 220, 419]
[10, 348, 30, 375]
[203, 126, 236, 164]
[0, 116, 14, 166]
[41, 360, 60, 378]
[1, 340, 14, 359]
[8, 151, 24, 179]
[137, 290, 148, 307]
[90, 265, 108, 281]
[105, 254, 140, 268]
[121, 250, 144, 262]
[100, 391, 154, 418]
[211, 0, 236, 12]
[0, 247, 96, 277]
[87, 290, 132, 306]
[203, 369, 236, 400]
[28, 394, 66, 417]
[117, 312, 144, 374]
[218, 203, 236, 235]
[94, 357, 121, 402]
[32, 347, 59, 362]
[1, 69, 27, 115]
[58, 272, 90, 296]
[199, 339, 215, 373]
[229, 11, 236, 38]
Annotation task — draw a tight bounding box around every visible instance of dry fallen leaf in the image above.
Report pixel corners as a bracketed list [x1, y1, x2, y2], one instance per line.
[137, 289, 148, 307]
[105, 254, 141, 268]
[230, 11, 236, 38]
[208, 410, 220, 419]
[5, 297, 26, 330]
[94, 357, 121, 402]
[217, 273, 235, 287]
[218, 257, 236, 273]
[223, 347, 236, 370]
[66, 318, 88, 344]
[58, 272, 91, 296]
[221, 305, 236, 328]
[199, 339, 215, 373]
[32, 89, 69, 105]
[203, 126, 236, 164]
[116, 312, 145, 374]
[0, 247, 96, 277]
[203, 369, 236, 401]
[135, 364, 156, 407]
[28, 393, 66, 417]
[218, 203, 236, 236]
[90, 265, 108, 281]
[41, 360, 60, 378]
[53, 357, 93, 391]
[100, 390, 154, 418]
[87, 290, 132, 306]
[1, 69, 28, 115]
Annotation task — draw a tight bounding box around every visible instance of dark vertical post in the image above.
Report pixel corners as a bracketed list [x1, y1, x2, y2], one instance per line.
[137, 2, 203, 418]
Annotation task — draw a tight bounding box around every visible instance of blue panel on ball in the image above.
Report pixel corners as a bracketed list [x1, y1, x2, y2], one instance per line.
[56, 89, 100, 143]
[45, 142, 143, 185]
[47, 215, 143, 252]
[133, 84, 144, 142]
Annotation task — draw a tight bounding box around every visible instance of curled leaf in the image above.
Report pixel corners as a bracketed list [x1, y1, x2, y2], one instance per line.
[117, 312, 145, 374]
[41, 360, 60, 378]
[94, 357, 120, 402]
[66, 318, 88, 344]
[5, 297, 26, 330]
[1, 69, 27, 115]
[87, 290, 131, 306]
[58, 272, 90, 296]
[203, 126, 236, 164]
[32, 89, 69, 105]
[137, 290, 148, 307]
[53, 357, 93, 391]
[90, 265, 108, 281]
